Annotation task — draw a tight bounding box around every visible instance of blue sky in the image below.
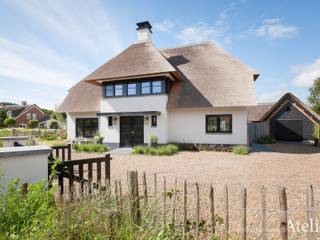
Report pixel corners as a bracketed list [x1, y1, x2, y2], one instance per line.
[0, 0, 319, 109]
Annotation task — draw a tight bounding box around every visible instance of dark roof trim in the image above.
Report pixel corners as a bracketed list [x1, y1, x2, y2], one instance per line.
[97, 111, 161, 116]
[260, 92, 320, 124]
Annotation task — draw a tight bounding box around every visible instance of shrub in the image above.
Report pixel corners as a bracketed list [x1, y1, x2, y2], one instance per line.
[3, 117, 16, 128]
[149, 135, 158, 146]
[0, 140, 2, 148]
[0, 128, 12, 137]
[72, 143, 108, 153]
[28, 119, 39, 128]
[257, 135, 276, 144]
[49, 119, 59, 129]
[232, 145, 250, 155]
[313, 124, 320, 146]
[132, 144, 179, 156]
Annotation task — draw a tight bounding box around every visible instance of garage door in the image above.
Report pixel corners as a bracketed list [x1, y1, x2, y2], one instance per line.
[275, 119, 303, 141]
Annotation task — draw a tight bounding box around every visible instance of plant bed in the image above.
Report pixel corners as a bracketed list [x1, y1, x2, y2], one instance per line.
[232, 145, 250, 155]
[132, 144, 179, 156]
[72, 143, 108, 153]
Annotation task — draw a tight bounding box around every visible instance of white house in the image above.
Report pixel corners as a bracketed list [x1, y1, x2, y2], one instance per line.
[58, 21, 259, 148]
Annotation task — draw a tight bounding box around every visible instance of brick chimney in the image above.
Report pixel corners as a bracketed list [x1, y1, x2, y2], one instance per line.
[136, 21, 152, 42]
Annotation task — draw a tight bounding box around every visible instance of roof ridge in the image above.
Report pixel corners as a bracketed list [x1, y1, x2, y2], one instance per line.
[160, 41, 213, 51]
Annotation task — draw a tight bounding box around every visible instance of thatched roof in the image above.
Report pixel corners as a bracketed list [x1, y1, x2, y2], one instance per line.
[58, 42, 258, 112]
[247, 103, 274, 122]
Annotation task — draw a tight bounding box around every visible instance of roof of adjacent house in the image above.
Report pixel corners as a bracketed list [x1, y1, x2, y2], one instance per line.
[58, 41, 258, 112]
[248, 92, 320, 124]
[0, 104, 45, 118]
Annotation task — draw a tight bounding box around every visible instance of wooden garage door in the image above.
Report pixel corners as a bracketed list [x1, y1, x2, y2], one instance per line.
[275, 119, 303, 141]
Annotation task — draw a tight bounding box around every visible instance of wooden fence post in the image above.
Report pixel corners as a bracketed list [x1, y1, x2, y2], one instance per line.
[143, 172, 148, 207]
[307, 185, 316, 240]
[154, 173, 158, 199]
[172, 177, 177, 228]
[279, 187, 288, 240]
[224, 185, 229, 240]
[163, 176, 167, 226]
[195, 182, 200, 240]
[261, 186, 267, 240]
[21, 183, 28, 197]
[118, 179, 123, 211]
[209, 185, 215, 236]
[183, 179, 188, 240]
[241, 187, 247, 240]
[105, 154, 110, 181]
[128, 171, 140, 224]
[67, 143, 72, 160]
[114, 180, 119, 209]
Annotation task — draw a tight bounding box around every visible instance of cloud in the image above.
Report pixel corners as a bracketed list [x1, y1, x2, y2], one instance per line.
[153, 20, 175, 33]
[0, 37, 89, 88]
[257, 83, 288, 102]
[292, 58, 320, 87]
[254, 18, 298, 39]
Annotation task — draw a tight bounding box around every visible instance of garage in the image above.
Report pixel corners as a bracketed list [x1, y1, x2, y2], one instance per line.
[275, 119, 303, 141]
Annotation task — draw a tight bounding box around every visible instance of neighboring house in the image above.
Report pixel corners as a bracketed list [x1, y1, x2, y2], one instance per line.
[58, 21, 259, 148]
[248, 93, 320, 142]
[0, 101, 46, 128]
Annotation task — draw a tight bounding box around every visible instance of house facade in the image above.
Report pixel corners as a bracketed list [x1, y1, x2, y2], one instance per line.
[0, 102, 46, 128]
[59, 21, 258, 148]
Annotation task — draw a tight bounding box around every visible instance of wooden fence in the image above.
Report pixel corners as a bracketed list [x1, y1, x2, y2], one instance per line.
[49, 144, 72, 161]
[52, 170, 318, 240]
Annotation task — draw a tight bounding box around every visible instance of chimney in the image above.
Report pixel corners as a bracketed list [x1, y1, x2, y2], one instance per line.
[136, 21, 152, 42]
[21, 100, 27, 106]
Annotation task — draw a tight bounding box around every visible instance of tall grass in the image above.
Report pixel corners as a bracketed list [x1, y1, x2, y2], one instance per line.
[73, 143, 108, 153]
[132, 144, 179, 156]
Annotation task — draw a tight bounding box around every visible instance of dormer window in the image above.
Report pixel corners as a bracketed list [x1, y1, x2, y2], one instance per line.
[127, 83, 137, 95]
[152, 81, 161, 93]
[141, 82, 151, 94]
[115, 84, 124, 96]
[106, 85, 114, 97]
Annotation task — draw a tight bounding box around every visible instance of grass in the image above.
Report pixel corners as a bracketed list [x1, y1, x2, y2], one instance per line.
[36, 139, 68, 147]
[132, 144, 179, 156]
[257, 135, 276, 144]
[73, 143, 108, 153]
[232, 145, 250, 155]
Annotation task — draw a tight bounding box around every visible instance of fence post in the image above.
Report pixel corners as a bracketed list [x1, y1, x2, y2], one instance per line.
[241, 187, 247, 240]
[306, 185, 316, 240]
[172, 177, 177, 229]
[143, 171, 148, 207]
[128, 171, 140, 224]
[21, 183, 28, 197]
[163, 176, 167, 226]
[195, 182, 200, 240]
[118, 179, 123, 211]
[114, 180, 119, 209]
[261, 186, 267, 240]
[67, 143, 72, 160]
[279, 187, 288, 240]
[209, 185, 215, 236]
[224, 185, 229, 240]
[105, 154, 111, 181]
[183, 179, 188, 240]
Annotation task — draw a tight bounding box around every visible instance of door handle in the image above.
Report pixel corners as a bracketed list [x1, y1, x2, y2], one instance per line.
[131, 131, 135, 134]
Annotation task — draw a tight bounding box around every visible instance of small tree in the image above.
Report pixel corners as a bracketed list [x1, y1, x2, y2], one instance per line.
[308, 77, 320, 114]
[28, 119, 39, 129]
[0, 110, 7, 128]
[4, 117, 16, 128]
[49, 119, 59, 129]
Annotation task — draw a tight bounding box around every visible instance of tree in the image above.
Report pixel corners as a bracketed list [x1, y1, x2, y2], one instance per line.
[0, 110, 7, 128]
[28, 119, 39, 128]
[308, 77, 320, 114]
[4, 117, 16, 128]
[49, 119, 59, 129]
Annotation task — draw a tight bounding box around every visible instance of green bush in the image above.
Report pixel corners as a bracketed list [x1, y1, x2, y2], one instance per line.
[257, 135, 276, 144]
[313, 124, 320, 146]
[0, 128, 11, 137]
[149, 135, 158, 146]
[132, 144, 179, 156]
[72, 143, 108, 153]
[28, 119, 39, 128]
[49, 119, 59, 129]
[0, 140, 2, 148]
[232, 145, 250, 155]
[3, 117, 16, 128]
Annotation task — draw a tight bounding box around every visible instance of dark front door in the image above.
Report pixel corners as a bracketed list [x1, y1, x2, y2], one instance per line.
[120, 116, 144, 147]
[275, 119, 303, 141]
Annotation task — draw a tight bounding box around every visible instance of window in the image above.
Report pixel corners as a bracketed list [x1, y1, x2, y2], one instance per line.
[141, 82, 151, 94]
[152, 81, 162, 94]
[76, 118, 98, 138]
[127, 83, 137, 95]
[27, 113, 31, 120]
[108, 116, 113, 127]
[32, 113, 37, 119]
[206, 115, 232, 133]
[7, 111, 12, 117]
[151, 115, 157, 127]
[106, 85, 114, 97]
[115, 84, 123, 96]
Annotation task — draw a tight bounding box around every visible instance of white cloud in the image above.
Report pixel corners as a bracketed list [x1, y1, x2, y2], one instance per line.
[153, 20, 175, 33]
[292, 58, 320, 87]
[258, 83, 288, 102]
[254, 18, 298, 39]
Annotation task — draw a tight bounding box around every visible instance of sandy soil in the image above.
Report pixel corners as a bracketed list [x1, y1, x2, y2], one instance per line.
[71, 143, 320, 239]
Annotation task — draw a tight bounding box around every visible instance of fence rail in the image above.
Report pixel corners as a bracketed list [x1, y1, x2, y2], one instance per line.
[49, 144, 72, 161]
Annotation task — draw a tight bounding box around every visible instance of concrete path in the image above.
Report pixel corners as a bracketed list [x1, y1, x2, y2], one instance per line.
[109, 148, 132, 155]
[250, 143, 273, 152]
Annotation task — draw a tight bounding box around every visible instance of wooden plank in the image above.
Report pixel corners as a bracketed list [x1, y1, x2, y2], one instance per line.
[143, 172, 148, 207]
[56, 148, 59, 159]
[279, 187, 288, 240]
[241, 187, 247, 240]
[307, 185, 316, 240]
[172, 177, 177, 228]
[62, 148, 65, 161]
[105, 154, 111, 181]
[67, 144, 72, 160]
[119, 179, 123, 211]
[183, 179, 187, 240]
[68, 165, 74, 200]
[128, 171, 140, 224]
[79, 164, 84, 193]
[163, 176, 167, 226]
[224, 185, 229, 240]
[261, 186, 267, 240]
[21, 183, 28, 197]
[88, 162, 93, 181]
[209, 185, 215, 235]
[154, 173, 158, 200]
[195, 182, 200, 240]
[97, 161, 101, 184]
[115, 180, 119, 209]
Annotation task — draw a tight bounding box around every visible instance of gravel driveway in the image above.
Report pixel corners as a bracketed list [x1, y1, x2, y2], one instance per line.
[72, 143, 320, 239]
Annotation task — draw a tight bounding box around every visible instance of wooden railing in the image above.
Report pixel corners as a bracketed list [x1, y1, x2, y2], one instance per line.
[49, 144, 72, 161]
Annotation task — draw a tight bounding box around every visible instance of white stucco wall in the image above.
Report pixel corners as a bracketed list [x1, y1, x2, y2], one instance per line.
[67, 112, 99, 140]
[100, 95, 168, 144]
[168, 107, 248, 145]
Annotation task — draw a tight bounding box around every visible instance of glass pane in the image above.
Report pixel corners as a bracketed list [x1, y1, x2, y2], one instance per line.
[141, 82, 151, 94]
[127, 83, 137, 95]
[220, 116, 232, 132]
[207, 116, 218, 132]
[115, 84, 123, 96]
[152, 81, 162, 94]
[106, 85, 114, 96]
